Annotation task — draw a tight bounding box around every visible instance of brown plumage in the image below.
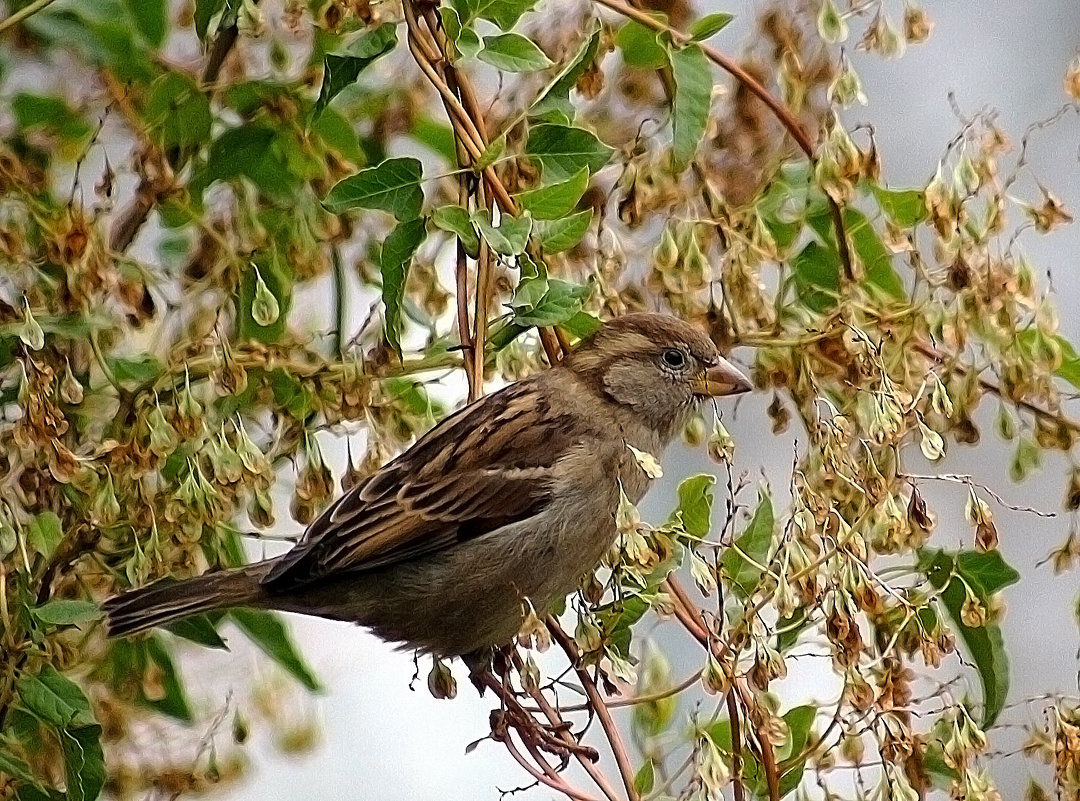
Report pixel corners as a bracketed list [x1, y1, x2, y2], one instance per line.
[102, 313, 751, 656]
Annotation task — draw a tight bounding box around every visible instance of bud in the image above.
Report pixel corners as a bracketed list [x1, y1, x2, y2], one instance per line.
[251, 264, 280, 327]
[1066, 53, 1080, 102]
[683, 232, 709, 287]
[615, 484, 641, 534]
[816, 0, 848, 43]
[575, 614, 603, 653]
[931, 375, 954, 417]
[427, 657, 457, 700]
[208, 431, 244, 484]
[627, 444, 663, 479]
[1066, 467, 1080, 511]
[702, 653, 731, 695]
[903, 2, 933, 43]
[879, 13, 906, 58]
[91, 471, 122, 526]
[707, 418, 735, 463]
[249, 485, 275, 528]
[517, 600, 550, 652]
[828, 55, 867, 107]
[955, 155, 981, 195]
[960, 586, 987, 628]
[147, 403, 178, 457]
[683, 414, 707, 447]
[689, 551, 717, 595]
[176, 370, 204, 436]
[654, 227, 679, 270]
[59, 361, 84, 405]
[19, 299, 45, 351]
[767, 392, 790, 434]
[235, 417, 271, 477]
[520, 653, 540, 695]
[918, 420, 945, 461]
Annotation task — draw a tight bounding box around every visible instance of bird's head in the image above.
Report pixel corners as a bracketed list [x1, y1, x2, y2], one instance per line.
[564, 313, 751, 439]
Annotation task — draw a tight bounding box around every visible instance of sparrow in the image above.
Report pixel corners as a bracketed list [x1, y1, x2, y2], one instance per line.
[103, 313, 751, 656]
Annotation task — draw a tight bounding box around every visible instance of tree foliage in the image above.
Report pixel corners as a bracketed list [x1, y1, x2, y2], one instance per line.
[0, 0, 1079, 798]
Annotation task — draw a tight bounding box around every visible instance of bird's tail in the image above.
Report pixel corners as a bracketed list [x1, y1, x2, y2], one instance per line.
[102, 567, 268, 638]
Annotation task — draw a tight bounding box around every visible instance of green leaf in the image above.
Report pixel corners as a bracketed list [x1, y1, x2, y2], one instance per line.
[721, 492, 774, 595]
[194, 0, 226, 40]
[842, 208, 906, 299]
[27, 512, 63, 560]
[164, 614, 229, 649]
[919, 548, 1020, 726]
[199, 123, 296, 201]
[526, 124, 613, 181]
[478, 33, 552, 72]
[633, 759, 656, 794]
[16, 667, 104, 801]
[515, 167, 589, 220]
[472, 210, 532, 255]
[313, 23, 398, 120]
[144, 73, 213, 150]
[534, 209, 592, 253]
[18, 665, 96, 729]
[31, 600, 99, 627]
[60, 723, 105, 801]
[409, 116, 457, 163]
[531, 24, 601, 115]
[790, 240, 841, 312]
[107, 354, 165, 386]
[231, 609, 321, 691]
[379, 217, 428, 356]
[462, 0, 536, 30]
[432, 205, 481, 258]
[142, 635, 194, 722]
[776, 705, 815, 795]
[688, 12, 734, 41]
[474, 134, 506, 172]
[673, 474, 715, 537]
[670, 43, 712, 171]
[870, 183, 928, 227]
[615, 19, 668, 69]
[512, 277, 589, 328]
[238, 251, 292, 344]
[324, 157, 424, 220]
[11, 94, 92, 143]
[124, 0, 167, 46]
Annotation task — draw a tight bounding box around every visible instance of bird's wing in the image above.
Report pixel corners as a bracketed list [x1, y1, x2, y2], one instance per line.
[262, 377, 582, 590]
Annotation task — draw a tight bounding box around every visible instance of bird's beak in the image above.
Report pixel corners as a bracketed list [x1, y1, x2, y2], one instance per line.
[692, 359, 752, 397]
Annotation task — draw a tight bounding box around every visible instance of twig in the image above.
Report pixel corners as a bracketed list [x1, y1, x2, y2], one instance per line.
[0, 0, 58, 35]
[726, 691, 746, 801]
[548, 618, 641, 801]
[914, 339, 1080, 434]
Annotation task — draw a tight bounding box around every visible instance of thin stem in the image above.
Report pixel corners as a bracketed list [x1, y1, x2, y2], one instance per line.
[0, 0, 59, 35]
[726, 691, 746, 801]
[548, 618, 641, 801]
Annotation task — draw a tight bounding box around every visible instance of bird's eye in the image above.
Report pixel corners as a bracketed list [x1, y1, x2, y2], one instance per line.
[660, 348, 688, 370]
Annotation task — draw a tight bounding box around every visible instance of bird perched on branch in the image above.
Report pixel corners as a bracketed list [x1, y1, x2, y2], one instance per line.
[103, 313, 751, 656]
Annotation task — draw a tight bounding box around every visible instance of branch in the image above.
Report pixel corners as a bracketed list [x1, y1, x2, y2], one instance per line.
[548, 618, 641, 801]
[0, 0, 59, 35]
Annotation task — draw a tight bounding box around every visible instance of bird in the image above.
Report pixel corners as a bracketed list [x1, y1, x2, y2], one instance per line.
[102, 313, 751, 657]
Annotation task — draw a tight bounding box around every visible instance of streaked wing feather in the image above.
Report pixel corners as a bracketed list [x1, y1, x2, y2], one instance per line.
[263, 379, 576, 590]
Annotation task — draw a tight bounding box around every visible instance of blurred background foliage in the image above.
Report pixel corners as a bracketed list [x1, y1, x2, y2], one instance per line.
[0, 0, 1079, 798]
